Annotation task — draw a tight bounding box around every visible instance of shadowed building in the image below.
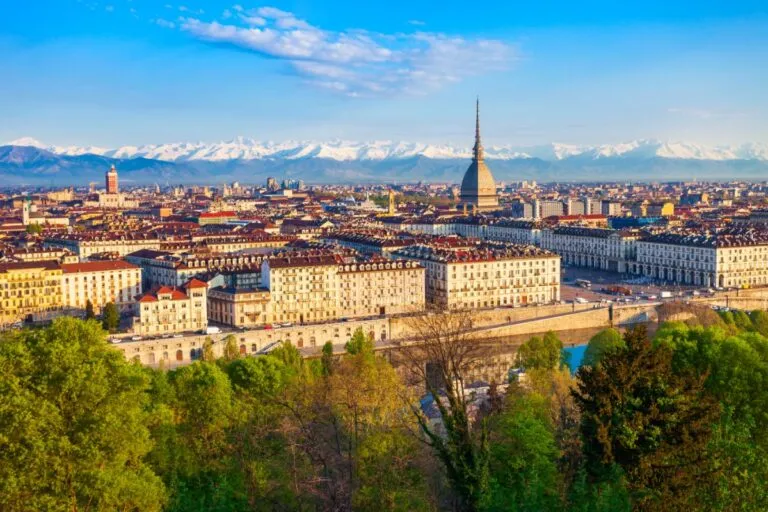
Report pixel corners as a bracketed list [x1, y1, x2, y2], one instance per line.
[459, 100, 499, 213]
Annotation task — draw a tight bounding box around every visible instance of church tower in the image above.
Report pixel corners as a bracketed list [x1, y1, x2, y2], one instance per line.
[106, 165, 119, 194]
[388, 189, 396, 215]
[459, 99, 499, 212]
[22, 196, 30, 226]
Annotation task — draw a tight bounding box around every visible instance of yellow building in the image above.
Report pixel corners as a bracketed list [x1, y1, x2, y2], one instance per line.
[647, 201, 675, 217]
[207, 256, 425, 328]
[0, 261, 63, 326]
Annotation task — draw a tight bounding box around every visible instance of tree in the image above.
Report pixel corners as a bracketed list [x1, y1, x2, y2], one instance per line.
[345, 327, 374, 356]
[354, 431, 433, 512]
[485, 392, 561, 511]
[654, 323, 768, 509]
[400, 310, 491, 511]
[0, 318, 166, 511]
[582, 328, 625, 367]
[321, 341, 335, 377]
[222, 334, 240, 361]
[751, 310, 768, 336]
[573, 325, 721, 510]
[517, 331, 563, 370]
[101, 301, 120, 332]
[201, 336, 216, 361]
[84, 299, 96, 320]
[732, 310, 754, 332]
[25, 223, 42, 235]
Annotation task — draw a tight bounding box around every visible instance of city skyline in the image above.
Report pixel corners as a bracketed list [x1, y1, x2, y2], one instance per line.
[2, 1, 768, 147]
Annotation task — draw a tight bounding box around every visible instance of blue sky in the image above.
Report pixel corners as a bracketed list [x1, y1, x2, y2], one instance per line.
[1, 0, 767, 148]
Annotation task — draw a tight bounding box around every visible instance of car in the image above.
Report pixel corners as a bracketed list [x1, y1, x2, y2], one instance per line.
[281, 322, 293, 327]
[263, 324, 273, 330]
[173, 334, 184, 338]
[130, 336, 142, 341]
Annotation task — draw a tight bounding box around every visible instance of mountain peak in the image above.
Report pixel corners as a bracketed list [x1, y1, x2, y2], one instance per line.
[7, 137, 46, 148]
[4, 137, 768, 163]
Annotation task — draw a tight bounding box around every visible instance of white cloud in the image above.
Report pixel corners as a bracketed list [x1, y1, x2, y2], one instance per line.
[174, 6, 514, 96]
[222, 9, 232, 19]
[408, 20, 425, 26]
[155, 18, 176, 29]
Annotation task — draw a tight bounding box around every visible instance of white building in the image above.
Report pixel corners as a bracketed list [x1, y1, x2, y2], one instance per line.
[133, 279, 208, 335]
[633, 228, 768, 288]
[394, 242, 560, 309]
[540, 227, 641, 273]
[61, 260, 142, 314]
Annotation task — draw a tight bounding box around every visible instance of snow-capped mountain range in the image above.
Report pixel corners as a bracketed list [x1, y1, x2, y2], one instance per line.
[8, 137, 768, 162]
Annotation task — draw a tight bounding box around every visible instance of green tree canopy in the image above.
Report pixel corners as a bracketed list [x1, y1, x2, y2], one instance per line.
[0, 318, 166, 511]
[582, 328, 625, 367]
[85, 299, 95, 320]
[573, 325, 721, 510]
[101, 301, 120, 332]
[517, 331, 563, 370]
[345, 327, 374, 356]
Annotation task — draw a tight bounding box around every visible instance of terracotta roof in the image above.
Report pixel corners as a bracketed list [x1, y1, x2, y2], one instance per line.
[62, 260, 139, 273]
[137, 285, 189, 302]
[199, 211, 237, 218]
[185, 278, 208, 289]
[0, 260, 61, 273]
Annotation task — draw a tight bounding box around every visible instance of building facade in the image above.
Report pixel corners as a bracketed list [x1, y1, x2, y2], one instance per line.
[133, 279, 208, 336]
[394, 243, 560, 309]
[0, 261, 63, 326]
[540, 227, 640, 273]
[633, 228, 768, 288]
[61, 260, 142, 314]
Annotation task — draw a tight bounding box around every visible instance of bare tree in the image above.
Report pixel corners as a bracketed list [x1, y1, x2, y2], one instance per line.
[396, 309, 492, 512]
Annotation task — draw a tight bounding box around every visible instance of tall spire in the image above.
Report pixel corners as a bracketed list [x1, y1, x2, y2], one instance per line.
[473, 97, 484, 161]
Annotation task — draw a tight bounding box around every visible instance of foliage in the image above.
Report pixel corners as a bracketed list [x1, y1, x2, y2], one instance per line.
[353, 431, 434, 511]
[101, 301, 120, 332]
[7, 313, 768, 511]
[573, 325, 721, 510]
[321, 341, 334, 376]
[25, 223, 42, 234]
[201, 336, 215, 361]
[485, 391, 561, 511]
[517, 331, 564, 370]
[403, 311, 491, 511]
[582, 328, 625, 368]
[222, 334, 240, 361]
[85, 299, 95, 320]
[0, 318, 166, 511]
[345, 327, 374, 356]
[751, 310, 768, 336]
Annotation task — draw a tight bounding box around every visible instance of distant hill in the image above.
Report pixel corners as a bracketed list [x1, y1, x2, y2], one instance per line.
[2, 138, 768, 185]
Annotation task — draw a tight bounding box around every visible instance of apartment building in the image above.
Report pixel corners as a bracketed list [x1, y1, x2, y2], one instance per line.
[133, 279, 208, 336]
[394, 243, 560, 309]
[0, 261, 63, 326]
[208, 255, 425, 327]
[45, 233, 162, 259]
[61, 260, 142, 314]
[634, 228, 768, 288]
[540, 227, 641, 273]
